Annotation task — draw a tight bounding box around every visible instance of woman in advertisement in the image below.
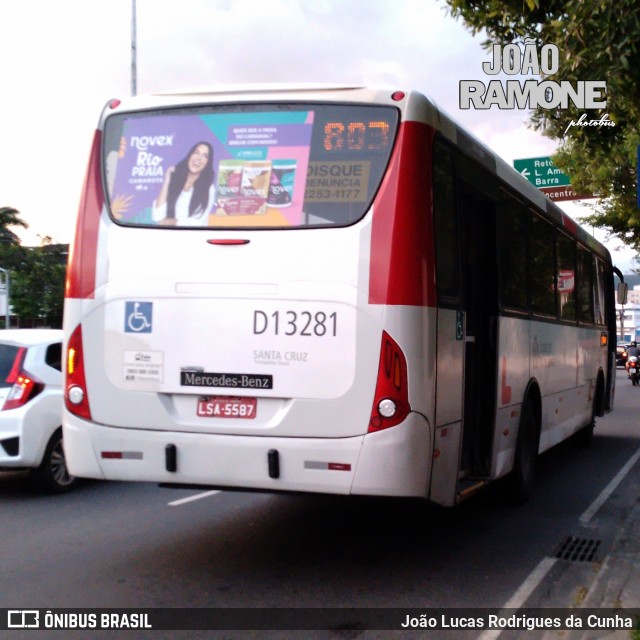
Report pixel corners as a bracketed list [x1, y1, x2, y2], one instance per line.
[152, 141, 215, 226]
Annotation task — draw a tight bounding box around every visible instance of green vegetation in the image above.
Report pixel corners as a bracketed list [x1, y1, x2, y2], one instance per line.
[0, 207, 66, 328]
[445, 0, 640, 253]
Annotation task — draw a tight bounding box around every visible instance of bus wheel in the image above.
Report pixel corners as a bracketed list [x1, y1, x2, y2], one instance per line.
[575, 415, 595, 448]
[573, 384, 602, 449]
[509, 402, 539, 505]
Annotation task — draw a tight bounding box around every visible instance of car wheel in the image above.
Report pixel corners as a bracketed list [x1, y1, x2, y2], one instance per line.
[31, 428, 78, 493]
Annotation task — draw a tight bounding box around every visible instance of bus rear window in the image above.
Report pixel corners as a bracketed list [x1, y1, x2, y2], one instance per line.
[103, 103, 398, 230]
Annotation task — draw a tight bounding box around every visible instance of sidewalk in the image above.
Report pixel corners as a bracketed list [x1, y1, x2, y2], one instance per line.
[567, 495, 640, 640]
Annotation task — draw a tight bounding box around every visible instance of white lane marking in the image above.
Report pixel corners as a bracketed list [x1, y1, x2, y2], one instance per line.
[168, 490, 221, 506]
[476, 557, 557, 640]
[580, 446, 640, 524]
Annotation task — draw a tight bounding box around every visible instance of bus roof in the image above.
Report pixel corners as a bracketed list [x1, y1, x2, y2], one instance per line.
[153, 83, 366, 97]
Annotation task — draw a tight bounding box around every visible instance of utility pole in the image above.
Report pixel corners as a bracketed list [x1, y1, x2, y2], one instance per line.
[131, 0, 137, 96]
[0, 268, 10, 329]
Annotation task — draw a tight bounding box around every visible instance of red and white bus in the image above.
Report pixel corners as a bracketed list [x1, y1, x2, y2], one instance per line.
[63, 86, 619, 505]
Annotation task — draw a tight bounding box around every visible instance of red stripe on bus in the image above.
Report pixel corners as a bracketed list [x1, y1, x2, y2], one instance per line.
[562, 212, 578, 235]
[328, 463, 351, 471]
[207, 239, 251, 245]
[65, 130, 103, 299]
[368, 121, 436, 307]
[101, 451, 123, 459]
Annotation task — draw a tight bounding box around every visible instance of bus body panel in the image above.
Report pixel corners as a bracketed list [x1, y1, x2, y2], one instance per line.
[429, 307, 465, 506]
[434, 308, 465, 428]
[71, 219, 390, 439]
[491, 317, 608, 479]
[429, 422, 463, 507]
[64, 410, 431, 497]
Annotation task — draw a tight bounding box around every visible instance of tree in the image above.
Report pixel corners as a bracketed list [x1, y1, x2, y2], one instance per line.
[0, 207, 29, 327]
[0, 206, 29, 273]
[9, 239, 67, 328]
[444, 0, 640, 252]
[0, 208, 67, 327]
[0, 206, 28, 246]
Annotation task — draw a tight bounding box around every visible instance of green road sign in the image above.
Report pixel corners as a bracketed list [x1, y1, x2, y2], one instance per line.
[514, 156, 571, 188]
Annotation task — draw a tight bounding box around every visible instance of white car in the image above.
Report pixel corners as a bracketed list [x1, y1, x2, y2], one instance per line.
[0, 329, 77, 492]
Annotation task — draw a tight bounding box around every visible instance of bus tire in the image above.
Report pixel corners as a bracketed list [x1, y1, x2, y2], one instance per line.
[574, 413, 595, 448]
[509, 401, 539, 505]
[574, 377, 602, 448]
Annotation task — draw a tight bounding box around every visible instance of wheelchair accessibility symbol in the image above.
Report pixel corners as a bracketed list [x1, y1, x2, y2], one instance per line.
[125, 301, 153, 333]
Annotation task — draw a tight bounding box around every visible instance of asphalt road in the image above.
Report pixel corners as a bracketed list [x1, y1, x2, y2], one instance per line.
[1, 368, 639, 639]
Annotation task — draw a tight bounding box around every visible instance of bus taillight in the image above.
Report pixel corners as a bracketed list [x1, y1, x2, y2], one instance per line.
[65, 130, 103, 300]
[65, 324, 92, 421]
[368, 331, 410, 432]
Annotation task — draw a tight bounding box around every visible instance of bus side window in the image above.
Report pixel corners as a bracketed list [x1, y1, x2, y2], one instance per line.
[577, 244, 594, 323]
[593, 257, 606, 325]
[556, 231, 576, 321]
[497, 193, 528, 311]
[529, 212, 556, 317]
[433, 141, 461, 306]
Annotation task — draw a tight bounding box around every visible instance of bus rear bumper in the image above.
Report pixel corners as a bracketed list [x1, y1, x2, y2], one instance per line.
[63, 412, 431, 497]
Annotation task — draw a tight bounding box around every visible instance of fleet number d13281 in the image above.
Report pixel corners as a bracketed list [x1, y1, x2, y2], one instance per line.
[253, 310, 338, 337]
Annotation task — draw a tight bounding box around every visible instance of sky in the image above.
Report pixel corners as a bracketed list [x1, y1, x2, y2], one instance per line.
[0, 0, 636, 271]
